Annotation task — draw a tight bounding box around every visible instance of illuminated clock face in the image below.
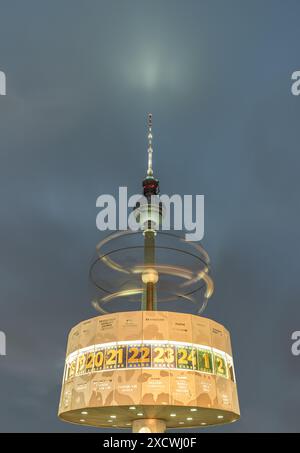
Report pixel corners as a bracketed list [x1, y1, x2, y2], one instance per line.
[197, 349, 213, 374]
[127, 344, 151, 368]
[214, 354, 228, 378]
[93, 348, 105, 371]
[104, 345, 126, 369]
[59, 314, 240, 429]
[64, 340, 235, 383]
[176, 345, 196, 370]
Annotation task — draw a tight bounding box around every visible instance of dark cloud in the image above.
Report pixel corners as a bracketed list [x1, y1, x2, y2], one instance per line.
[0, 0, 300, 432]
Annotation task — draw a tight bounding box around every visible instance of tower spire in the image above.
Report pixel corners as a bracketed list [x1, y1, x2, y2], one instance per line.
[143, 113, 159, 197]
[147, 113, 153, 177]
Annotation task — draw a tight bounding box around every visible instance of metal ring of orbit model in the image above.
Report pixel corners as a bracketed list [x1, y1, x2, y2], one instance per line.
[89, 230, 214, 315]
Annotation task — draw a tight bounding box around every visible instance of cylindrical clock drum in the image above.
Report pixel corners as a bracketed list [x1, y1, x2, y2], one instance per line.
[58, 311, 240, 431]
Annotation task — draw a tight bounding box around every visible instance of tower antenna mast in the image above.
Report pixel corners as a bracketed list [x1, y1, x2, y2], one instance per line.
[141, 113, 160, 311]
[147, 113, 154, 177]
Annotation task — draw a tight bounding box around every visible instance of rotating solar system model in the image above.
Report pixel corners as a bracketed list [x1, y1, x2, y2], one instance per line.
[58, 114, 240, 433]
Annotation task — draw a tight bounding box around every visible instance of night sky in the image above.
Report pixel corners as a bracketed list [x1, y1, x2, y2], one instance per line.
[0, 0, 300, 432]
